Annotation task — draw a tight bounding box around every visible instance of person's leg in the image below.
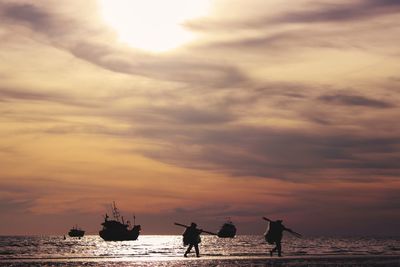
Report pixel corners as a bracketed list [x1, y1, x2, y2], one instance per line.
[270, 242, 277, 257]
[194, 244, 200, 257]
[276, 242, 282, 257]
[184, 244, 193, 257]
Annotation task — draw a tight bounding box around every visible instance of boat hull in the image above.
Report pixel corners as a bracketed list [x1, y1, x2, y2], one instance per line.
[217, 223, 237, 238]
[217, 232, 236, 238]
[99, 228, 139, 241]
[68, 230, 85, 238]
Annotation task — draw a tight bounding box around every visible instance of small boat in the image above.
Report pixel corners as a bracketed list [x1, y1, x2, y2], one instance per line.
[217, 220, 237, 238]
[99, 202, 141, 241]
[68, 225, 85, 238]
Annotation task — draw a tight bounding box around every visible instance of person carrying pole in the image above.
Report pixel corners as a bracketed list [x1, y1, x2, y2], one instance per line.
[182, 222, 201, 257]
[174, 222, 217, 257]
[262, 217, 302, 257]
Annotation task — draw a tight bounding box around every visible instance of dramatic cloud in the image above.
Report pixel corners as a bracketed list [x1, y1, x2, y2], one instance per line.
[0, 0, 399, 235]
[0, 1, 247, 87]
[133, 125, 400, 181]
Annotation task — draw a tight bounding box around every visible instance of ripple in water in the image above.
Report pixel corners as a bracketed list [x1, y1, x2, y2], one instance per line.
[0, 235, 399, 266]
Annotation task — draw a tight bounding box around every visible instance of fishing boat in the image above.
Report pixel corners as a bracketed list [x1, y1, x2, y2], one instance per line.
[99, 202, 141, 241]
[217, 220, 237, 238]
[68, 225, 85, 238]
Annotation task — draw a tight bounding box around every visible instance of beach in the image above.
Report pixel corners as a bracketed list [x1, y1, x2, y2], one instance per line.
[1, 235, 399, 266]
[1, 255, 400, 266]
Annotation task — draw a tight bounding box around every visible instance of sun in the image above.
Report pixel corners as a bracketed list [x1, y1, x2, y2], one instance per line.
[99, 0, 211, 53]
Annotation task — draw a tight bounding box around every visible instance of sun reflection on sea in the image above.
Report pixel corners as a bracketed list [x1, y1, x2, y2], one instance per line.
[1, 235, 399, 264]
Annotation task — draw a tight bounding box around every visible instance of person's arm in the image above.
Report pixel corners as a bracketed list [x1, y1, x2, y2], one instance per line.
[284, 227, 302, 238]
[182, 228, 188, 235]
[262, 217, 272, 222]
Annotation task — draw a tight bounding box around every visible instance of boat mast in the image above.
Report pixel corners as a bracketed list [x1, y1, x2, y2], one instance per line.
[112, 201, 121, 222]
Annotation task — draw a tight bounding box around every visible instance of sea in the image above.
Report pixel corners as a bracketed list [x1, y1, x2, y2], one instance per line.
[1, 235, 400, 266]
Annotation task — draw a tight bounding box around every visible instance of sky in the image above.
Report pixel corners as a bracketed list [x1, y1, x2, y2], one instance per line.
[0, 0, 399, 236]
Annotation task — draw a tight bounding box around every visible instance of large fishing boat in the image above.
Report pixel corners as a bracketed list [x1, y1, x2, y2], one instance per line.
[68, 225, 85, 238]
[217, 220, 237, 238]
[99, 202, 141, 241]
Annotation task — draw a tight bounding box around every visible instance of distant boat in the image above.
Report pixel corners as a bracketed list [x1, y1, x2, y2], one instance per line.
[217, 220, 237, 238]
[68, 225, 85, 238]
[99, 202, 141, 241]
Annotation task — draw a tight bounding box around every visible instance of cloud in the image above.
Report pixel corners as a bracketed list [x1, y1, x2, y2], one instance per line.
[1, 3, 51, 29]
[0, 2, 75, 35]
[0, 1, 247, 87]
[68, 41, 246, 87]
[189, 0, 400, 32]
[130, 105, 235, 125]
[318, 93, 395, 108]
[0, 198, 34, 213]
[272, 0, 400, 24]
[0, 86, 100, 108]
[186, 0, 400, 55]
[5, 75, 391, 184]
[0, 182, 38, 213]
[132, 124, 400, 181]
[187, 0, 400, 34]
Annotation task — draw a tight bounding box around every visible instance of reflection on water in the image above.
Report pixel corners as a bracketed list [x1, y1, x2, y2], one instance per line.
[1, 235, 399, 260]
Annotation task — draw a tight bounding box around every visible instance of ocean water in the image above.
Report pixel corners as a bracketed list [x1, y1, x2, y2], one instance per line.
[0, 235, 399, 266]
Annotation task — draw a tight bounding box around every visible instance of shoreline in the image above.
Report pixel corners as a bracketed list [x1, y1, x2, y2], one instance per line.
[1, 254, 399, 262]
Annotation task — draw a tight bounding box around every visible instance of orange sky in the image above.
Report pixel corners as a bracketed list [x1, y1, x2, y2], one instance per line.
[0, 0, 399, 235]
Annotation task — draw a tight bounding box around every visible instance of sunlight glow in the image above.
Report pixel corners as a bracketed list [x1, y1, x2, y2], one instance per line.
[99, 0, 211, 52]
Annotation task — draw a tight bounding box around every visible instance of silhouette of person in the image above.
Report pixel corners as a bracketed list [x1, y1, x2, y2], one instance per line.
[182, 222, 202, 257]
[263, 217, 302, 257]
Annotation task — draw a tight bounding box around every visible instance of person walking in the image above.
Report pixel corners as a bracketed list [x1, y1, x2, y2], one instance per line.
[263, 217, 302, 257]
[182, 222, 202, 257]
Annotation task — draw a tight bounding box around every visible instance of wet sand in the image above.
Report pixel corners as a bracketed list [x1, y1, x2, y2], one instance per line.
[1, 255, 399, 267]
